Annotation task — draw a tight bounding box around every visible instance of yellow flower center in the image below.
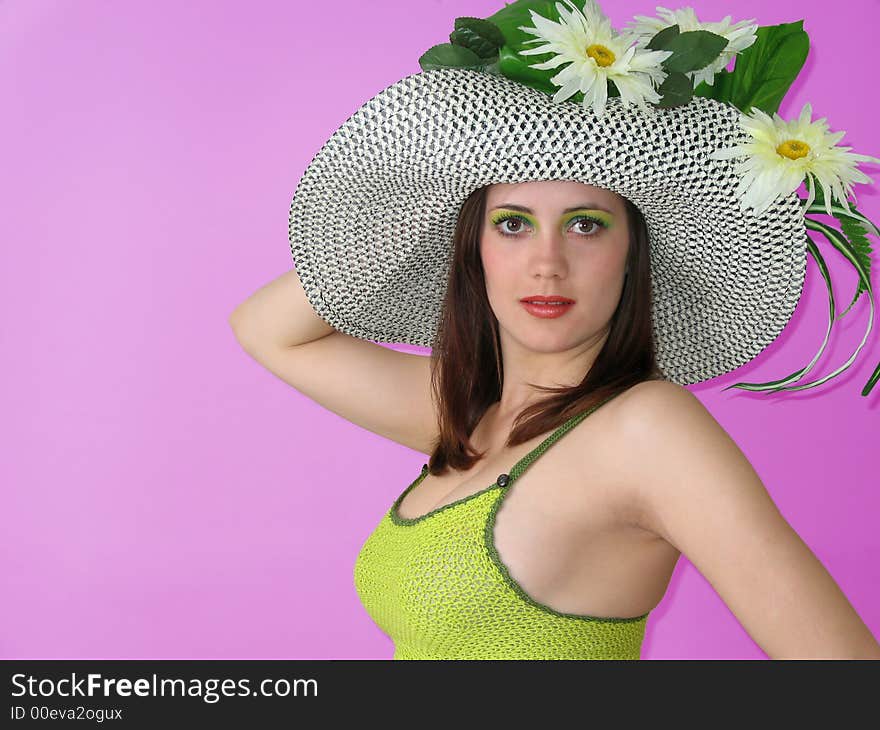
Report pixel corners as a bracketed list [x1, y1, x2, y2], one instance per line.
[776, 139, 810, 160]
[586, 44, 615, 67]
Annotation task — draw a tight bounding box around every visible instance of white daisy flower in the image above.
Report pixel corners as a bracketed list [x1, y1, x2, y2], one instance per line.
[624, 6, 758, 89]
[518, 0, 673, 117]
[709, 103, 880, 217]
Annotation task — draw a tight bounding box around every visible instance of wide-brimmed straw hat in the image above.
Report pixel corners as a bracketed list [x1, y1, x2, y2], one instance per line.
[287, 0, 880, 396]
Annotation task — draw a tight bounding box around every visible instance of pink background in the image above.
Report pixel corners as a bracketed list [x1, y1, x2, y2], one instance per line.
[2, 0, 878, 660]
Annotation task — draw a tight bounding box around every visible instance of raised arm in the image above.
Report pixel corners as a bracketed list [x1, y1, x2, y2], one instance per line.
[228, 268, 439, 455]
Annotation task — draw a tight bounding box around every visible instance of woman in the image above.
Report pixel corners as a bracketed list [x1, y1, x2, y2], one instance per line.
[229, 0, 880, 659]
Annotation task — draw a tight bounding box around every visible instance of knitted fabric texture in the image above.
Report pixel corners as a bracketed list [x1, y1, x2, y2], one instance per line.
[288, 66, 807, 386]
[353, 391, 651, 660]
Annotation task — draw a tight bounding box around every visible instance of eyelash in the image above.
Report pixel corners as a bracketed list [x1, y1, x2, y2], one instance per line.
[490, 213, 608, 238]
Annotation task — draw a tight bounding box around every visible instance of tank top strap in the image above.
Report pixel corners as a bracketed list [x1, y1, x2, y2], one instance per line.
[502, 389, 627, 488]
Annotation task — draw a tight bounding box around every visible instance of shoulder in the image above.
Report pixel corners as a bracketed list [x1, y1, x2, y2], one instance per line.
[587, 379, 750, 536]
[611, 378, 711, 436]
[569, 379, 706, 456]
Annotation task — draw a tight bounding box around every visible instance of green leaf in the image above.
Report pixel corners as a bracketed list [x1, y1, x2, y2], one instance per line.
[697, 21, 809, 115]
[653, 29, 729, 73]
[805, 217, 874, 305]
[862, 359, 880, 396]
[655, 71, 693, 107]
[803, 182, 880, 234]
[480, 58, 502, 76]
[803, 196, 880, 238]
[450, 17, 506, 59]
[419, 43, 487, 71]
[802, 183, 878, 318]
[645, 24, 681, 50]
[811, 180, 829, 209]
[790, 218, 876, 395]
[496, 43, 559, 95]
[481, 2, 567, 95]
[693, 67, 737, 103]
[485, 0, 560, 48]
[837, 213, 875, 315]
[423, 0, 556, 75]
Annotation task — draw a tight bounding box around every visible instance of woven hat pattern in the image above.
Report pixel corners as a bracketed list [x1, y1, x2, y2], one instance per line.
[289, 67, 807, 386]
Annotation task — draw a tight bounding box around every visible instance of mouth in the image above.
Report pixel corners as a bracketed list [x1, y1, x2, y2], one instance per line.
[519, 296, 576, 305]
[519, 297, 576, 319]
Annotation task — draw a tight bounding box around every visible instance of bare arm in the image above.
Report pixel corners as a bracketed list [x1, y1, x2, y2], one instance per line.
[617, 381, 880, 659]
[228, 268, 334, 350]
[228, 268, 438, 455]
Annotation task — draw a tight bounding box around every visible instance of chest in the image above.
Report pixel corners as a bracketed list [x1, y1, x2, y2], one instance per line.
[393, 430, 641, 606]
[352, 436, 654, 659]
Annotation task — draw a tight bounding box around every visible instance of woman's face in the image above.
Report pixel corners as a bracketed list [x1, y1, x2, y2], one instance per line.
[480, 179, 630, 354]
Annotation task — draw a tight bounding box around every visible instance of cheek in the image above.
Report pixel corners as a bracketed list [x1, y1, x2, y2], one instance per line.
[591, 246, 627, 279]
[480, 240, 514, 293]
[566, 243, 628, 311]
[583, 232, 629, 279]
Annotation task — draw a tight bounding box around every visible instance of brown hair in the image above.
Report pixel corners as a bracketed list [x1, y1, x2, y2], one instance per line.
[425, 183, 665, 474]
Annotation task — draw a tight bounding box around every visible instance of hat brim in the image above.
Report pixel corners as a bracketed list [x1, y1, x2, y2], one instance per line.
[288, 67, 806, 386]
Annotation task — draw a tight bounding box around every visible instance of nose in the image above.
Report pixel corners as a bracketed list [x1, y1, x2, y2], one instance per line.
[529, 230, 569, 278]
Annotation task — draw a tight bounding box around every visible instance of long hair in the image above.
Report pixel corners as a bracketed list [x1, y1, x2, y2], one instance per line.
[425, 183, 665, 474]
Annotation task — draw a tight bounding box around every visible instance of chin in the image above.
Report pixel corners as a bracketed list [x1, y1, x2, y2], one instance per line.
[510, 327, 583, 353]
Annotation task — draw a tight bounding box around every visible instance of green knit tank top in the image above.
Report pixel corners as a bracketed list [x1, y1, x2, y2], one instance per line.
[353, 390, 651, 660]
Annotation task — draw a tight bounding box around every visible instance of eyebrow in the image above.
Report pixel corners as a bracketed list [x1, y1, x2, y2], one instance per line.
[489, 203, 614, 215]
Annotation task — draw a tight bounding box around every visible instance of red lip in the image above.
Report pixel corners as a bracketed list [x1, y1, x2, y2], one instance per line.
[520, 300, 575, 319]
[519, 295, 576, 303]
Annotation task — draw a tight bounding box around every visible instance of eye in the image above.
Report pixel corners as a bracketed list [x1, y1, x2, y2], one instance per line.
[567, 214, 607, 236]
[492, 213, 531, 237]
[489, 212, 608, 238]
